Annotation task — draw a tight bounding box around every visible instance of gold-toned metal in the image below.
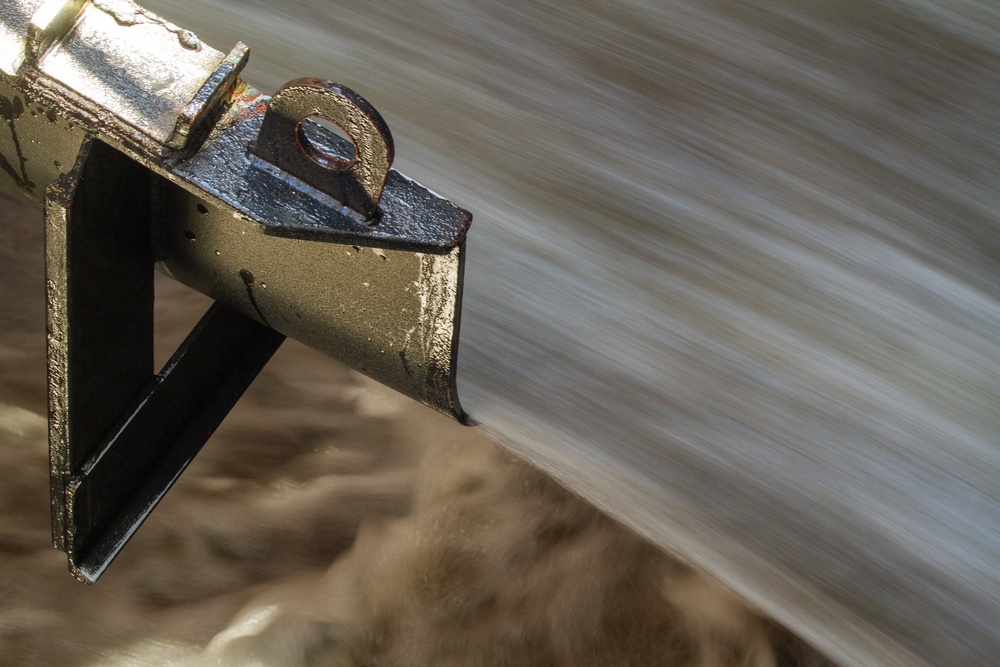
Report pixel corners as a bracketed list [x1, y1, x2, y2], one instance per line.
[0, 77, 86, 204]
[158, 181, 464, 414]
[25, 0, 89, 62]
[42, 138, 75, 552]
[35, 0, 226, 145]
[0, 0, 470, 580]
[166, 41, 248, 151]
[0, 0, 43, 75]
[0, 0, 468, 418]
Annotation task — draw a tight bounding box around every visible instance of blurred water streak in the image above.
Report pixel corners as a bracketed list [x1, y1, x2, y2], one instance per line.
[143, 1, 1000, 664]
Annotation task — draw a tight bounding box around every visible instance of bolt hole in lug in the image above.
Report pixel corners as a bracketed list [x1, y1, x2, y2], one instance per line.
[251, 79, 394, 221]
[297, 115, 357, 168]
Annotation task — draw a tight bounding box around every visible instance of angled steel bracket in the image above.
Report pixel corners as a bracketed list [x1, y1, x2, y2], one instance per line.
[0, 0, 471, 581]
[46, 139, 286, 581]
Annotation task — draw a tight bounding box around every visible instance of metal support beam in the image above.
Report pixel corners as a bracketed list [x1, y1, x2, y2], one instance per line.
[46, 139, 286, 582]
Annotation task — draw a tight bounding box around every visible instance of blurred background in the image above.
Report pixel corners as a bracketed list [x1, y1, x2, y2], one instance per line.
[2, 0, 999, 665]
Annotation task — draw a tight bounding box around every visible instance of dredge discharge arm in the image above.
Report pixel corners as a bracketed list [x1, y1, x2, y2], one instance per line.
[0, 0, 470, 582]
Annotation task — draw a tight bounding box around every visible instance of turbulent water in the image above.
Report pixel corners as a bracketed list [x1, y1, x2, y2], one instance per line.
[2, 0, 999, 665]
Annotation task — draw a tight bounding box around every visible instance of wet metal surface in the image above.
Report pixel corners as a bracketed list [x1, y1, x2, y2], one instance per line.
[166, 40, 247, 152]
[0, 0, 43, 74]
[251, 78, 393, 219]
[36, 0, 225, 143]
[0, 0, 471, 581]
[173, 82, 471, 251]
[46, 138, 286, 582]
[157, 180, 465, 417]
[25, 0, 89, 64]
[0, 77, 85, 203]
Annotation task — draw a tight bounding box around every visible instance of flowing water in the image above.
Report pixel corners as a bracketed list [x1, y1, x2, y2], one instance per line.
[2, 0, 999, 665]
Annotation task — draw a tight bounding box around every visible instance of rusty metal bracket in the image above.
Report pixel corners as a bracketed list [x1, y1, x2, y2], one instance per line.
[0, 0, 471, 582]
[251, 78, 393, 220]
